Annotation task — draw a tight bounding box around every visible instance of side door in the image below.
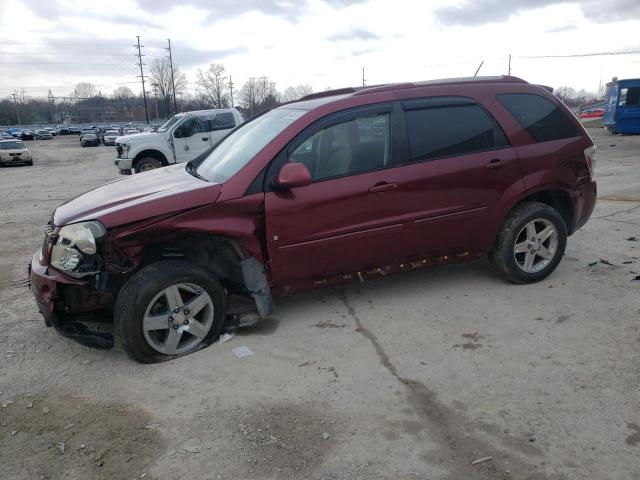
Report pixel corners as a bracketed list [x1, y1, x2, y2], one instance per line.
[264, 104, 409, 292]
[208, 112, 237, 144]
[172, 117, 210, 163]
[389, 97, 524, 256]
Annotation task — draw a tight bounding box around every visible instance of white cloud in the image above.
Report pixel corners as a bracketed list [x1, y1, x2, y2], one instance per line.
[1, 0, 639, 98]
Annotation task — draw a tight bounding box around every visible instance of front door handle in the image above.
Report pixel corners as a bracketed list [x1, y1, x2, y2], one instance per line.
[485, 159, 511, 169]
[368, 182, 398, 193]
[202, 137, 208, 141]
[184, 145, 190, 151]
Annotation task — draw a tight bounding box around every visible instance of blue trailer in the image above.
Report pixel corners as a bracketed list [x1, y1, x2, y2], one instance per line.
[603, 78, 640, 134]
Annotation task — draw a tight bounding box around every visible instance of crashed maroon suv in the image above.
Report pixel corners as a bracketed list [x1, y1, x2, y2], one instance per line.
[30, 76, 597, 363]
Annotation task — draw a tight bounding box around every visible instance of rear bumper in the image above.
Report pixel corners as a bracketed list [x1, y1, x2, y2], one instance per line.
[571, 180, 597, 233]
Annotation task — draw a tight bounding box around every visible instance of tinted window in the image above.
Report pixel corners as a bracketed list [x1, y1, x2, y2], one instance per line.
[290, 113, 390, 181]
[212, 112, 236, 129]
[176, 117, 205, 137]
[497, 93, 576, 142]
[404, 104, 507, 162]
[619, 87, 640, 106]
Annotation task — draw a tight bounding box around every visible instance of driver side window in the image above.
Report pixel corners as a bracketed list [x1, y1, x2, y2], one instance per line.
[289, 113, 390, 181]
[175, 117, 206, 138]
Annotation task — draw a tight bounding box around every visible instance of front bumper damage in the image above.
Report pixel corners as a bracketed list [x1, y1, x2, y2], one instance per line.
[29, 253, 114, 349]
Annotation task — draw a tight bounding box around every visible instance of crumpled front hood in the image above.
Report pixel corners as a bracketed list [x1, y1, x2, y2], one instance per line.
[115, 131, 159, 143]
[54, 164, 222, 228]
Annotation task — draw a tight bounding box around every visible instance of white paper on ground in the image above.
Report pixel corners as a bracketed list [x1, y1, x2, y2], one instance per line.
[219, 332, 234, 344]
[232, 346, 253, 358]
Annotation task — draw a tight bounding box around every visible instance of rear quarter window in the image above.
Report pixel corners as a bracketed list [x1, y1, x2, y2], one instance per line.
[403, 102, 508, 162]
[497, 93, 577, 143]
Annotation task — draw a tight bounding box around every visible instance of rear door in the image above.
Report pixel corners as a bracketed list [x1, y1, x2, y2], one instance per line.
[208, 111, 237, 144]
[264, 104, 410, 291]
[390, 97, 524, 255]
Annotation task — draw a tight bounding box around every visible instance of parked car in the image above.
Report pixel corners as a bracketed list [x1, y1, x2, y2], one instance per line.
[102, 129, 120, 146]
[114, 108, 243, 174]
[21, 129, 35, 140]
[5, 128, 22, 137]
[30, 76, 597, 362]
[580, 108, 604, 119]
[57, 126, 71, 135]
[80, 133, 100, 147]
[35, 129, 53, 140]
[0, 139, 32, 166]
[69, 126, 82, 134]
[44, 127, 57, 136]
[0, 133, 14, 140]
[79, 129, 96, 142]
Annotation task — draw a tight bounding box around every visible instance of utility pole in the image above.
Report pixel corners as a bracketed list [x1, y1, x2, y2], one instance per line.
[228, 76, 234, 107]
[135, 35, 150, 124]
[362, 67, 366, 86]
[166, 39, 178, 115]
[508, 54, 512, 75]
[152, 83, 159, 120]
[11, 93, 21, 125]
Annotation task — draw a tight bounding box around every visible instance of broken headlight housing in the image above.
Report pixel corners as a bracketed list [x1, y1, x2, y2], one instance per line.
[50, 221, 106, 277]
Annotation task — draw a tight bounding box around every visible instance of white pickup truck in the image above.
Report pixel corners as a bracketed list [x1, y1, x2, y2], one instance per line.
[114, 108, 244, 174]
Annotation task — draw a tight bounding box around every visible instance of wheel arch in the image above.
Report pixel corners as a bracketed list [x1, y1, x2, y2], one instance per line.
[133, 149, 169, 166]
[499, 188, 574, 237]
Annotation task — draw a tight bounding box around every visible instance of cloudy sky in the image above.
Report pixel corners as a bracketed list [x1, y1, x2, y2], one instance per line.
[1, 0, 639, 99]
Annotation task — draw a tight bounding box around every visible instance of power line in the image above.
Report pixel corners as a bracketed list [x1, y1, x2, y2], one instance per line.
[0, 61, 128, 65]
[519, 49, 640, 59]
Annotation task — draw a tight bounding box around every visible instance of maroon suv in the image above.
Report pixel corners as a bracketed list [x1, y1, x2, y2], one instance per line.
[29, 76, 597, 362]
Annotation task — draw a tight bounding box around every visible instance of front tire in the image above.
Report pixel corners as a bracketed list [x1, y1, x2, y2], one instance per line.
[114, 260, 226, 363]
[489, 201, 567, 284]
[134, 157, 163, 173]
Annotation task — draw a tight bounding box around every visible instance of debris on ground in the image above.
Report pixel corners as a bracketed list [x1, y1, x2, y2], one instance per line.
[2, 400, 14, 408]
[42, 406, 49, 414]
[57, 442, 65, 454]
[219, 332, 234, 344]
[632, 275, 640, 282]
[627, 236, 637, 242]
[576, 260, 598, 271]
[599, 259, 614, 266]
[471, 456, 493, 465]
[232, 346, 253, 358]
[322, 432, 331, 440]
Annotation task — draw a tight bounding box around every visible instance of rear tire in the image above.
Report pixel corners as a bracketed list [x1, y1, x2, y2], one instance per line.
[114, 260, 226, 363]
[134, 157, 163, 173]
[489, 201, 567, 284]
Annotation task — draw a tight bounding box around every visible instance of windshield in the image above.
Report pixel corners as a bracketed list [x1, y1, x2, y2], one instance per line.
[0, 141, 25, 149]
[197, 108, 305, 183]
[105, 130, 119, 135]
[158, 115, 182, 133]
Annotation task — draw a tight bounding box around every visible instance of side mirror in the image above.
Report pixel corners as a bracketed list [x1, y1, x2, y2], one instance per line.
[274, 162, 312, 189]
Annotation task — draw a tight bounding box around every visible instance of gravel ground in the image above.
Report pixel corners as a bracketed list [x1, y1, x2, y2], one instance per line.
[0, 130, 639, 480]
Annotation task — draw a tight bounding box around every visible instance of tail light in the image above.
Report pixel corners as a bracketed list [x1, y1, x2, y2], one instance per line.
[584, 145, 596, 181]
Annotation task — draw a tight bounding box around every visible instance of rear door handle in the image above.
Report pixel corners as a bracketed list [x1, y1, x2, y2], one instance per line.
[486, 159, 511, 169]
[202, 137, 208, 141]
[368, 182, 398, 193]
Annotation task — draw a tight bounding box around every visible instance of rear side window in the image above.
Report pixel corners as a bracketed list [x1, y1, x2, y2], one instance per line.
[212, 112, 236, 129]
[497, 93, 576, 142]
[404, 103, 508, 162]
[619, 87, 640, 106]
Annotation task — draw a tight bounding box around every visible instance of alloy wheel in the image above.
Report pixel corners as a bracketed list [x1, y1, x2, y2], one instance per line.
[142, 283, 214, 355]
[513, 218, 559, 273]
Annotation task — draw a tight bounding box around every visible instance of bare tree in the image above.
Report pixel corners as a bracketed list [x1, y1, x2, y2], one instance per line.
[149, 57, 187, 116]
[255, 75, 277, 105]
[112, 86, 134, 100]
[197, 63, 230, 108]
[239, 77, 259, 116]
[281, 84, 314, 102]
[72, 82, 96, 99]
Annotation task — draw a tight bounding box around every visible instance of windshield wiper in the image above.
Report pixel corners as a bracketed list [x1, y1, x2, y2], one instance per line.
[185, 161, 208, 182]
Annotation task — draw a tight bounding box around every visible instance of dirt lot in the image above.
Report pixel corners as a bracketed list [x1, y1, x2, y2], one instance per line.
[1, 131, 639, 480]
